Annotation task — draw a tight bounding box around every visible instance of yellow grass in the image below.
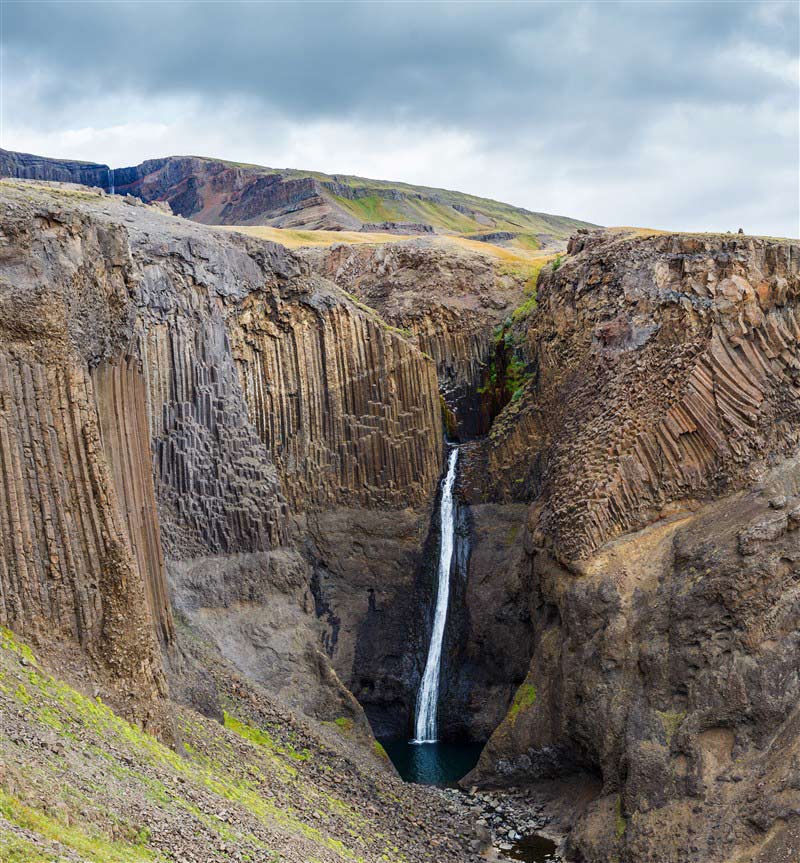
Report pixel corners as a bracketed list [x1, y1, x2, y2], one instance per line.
[218, 224, 557, 274]
[215, 224, 405, 248]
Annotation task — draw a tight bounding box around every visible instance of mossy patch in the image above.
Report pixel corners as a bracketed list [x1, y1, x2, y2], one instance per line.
[0, 629, 378, 861]
[508, 683, 537, 725]
[656, 710, 686, 746]
[614, 794, 627, 839]
[333, 717, 354, 734]
[0, 789, 163, 862]
[439, 395, 457, 438]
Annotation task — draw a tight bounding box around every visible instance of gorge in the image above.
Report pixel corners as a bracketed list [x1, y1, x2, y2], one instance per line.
[0, 155, 797, 863]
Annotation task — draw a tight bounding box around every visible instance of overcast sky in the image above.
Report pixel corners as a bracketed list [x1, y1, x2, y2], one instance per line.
[2, 0, 798, 235]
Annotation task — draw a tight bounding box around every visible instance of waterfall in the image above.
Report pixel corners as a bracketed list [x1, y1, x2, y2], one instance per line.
[108, 168, 115, 195]
[413, 446, 459, 744]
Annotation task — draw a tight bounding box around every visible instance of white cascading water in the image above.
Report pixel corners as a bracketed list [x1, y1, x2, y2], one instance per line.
[108, 168, 115, 195]
[413, 446, 459, 743]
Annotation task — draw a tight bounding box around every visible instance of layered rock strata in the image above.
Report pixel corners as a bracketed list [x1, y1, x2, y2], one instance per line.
[0, 147, 597, 239]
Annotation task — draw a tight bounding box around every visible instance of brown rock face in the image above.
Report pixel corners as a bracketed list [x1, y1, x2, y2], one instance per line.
[477, 234, 800, 548]
[303, 239, 528, 437]
[0, 180, 445, 736]
[232, 289, 442, 510]
[0, 196, 169, 731]
[469, 231, 800, 862]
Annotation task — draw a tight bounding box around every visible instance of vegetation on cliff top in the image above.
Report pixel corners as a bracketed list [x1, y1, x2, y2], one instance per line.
[201, 155, 598, 238]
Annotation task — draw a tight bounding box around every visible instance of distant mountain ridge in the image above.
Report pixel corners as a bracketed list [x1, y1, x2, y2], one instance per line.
[0, 148, 598, 244]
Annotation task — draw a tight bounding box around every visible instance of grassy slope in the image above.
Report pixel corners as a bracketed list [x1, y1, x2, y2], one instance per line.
[187, 155, 599, 238]
[0, 626, 468, 863]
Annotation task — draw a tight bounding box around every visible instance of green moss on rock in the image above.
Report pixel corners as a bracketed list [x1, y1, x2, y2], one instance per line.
[508, 682, 537, 725]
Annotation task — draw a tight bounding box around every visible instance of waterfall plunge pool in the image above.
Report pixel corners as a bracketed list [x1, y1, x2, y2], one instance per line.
[386, 447, 560, 858]
[380, 740, 484, 786]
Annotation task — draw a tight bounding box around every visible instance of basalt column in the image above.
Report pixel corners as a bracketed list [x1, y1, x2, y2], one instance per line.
[0, 204, 170, 731]
[231, 286, 446, 732]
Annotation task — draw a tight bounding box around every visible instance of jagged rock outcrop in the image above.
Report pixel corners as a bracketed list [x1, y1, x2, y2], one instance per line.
[468, 230, 800, 862]
[360, 221, 435, 234]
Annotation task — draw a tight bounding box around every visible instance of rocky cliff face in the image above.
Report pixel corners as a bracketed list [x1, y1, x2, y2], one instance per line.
[469, 230, 800, 862]
[0, 180, 446, 736]
[0, 186, 170, 733]
[112, 156, 359, 230]
[0, 147, 111, 188]
[303, 239, 529, 438]
[302, 238, 540, 739]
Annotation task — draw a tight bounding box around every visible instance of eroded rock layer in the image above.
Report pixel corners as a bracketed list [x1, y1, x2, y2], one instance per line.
[470, 230, 800, 863]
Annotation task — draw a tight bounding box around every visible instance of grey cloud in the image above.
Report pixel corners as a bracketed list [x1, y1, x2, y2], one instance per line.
[6, 1, 796, 124]
[2, 0, 798, 235]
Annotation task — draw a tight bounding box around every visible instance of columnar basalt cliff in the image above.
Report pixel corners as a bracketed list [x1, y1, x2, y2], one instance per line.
[0, 180, 447, 730]
[302, 239, 529, 437]
[0, 195, 170, 732]
[232, 291, 442, 510]
[468, 230, 800, 862]
[0, 178, 497, 861]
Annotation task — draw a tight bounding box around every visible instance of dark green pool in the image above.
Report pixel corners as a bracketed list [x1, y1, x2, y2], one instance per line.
[505, 833, 559, 861]
[381, 740, 484, 786]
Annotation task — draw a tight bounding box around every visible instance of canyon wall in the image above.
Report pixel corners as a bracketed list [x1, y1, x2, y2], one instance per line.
[0, 193, 169, 731]
[0, 186, 489, 863]
[304, 238, 537, 738]
[470, 230, 800, 862]
[0, 179, 446, 737]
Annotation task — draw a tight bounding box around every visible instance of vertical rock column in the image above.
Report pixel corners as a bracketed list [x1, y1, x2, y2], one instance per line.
[0, 352, 168, 723]
[233, 294, 444, 511]
[92, 357, 175, 646]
